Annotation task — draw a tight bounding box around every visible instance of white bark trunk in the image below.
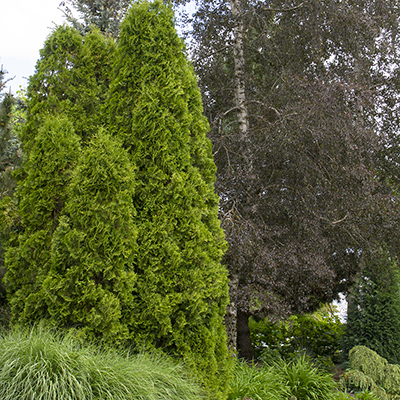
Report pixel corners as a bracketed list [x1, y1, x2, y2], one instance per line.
[229, 0, 250, 145]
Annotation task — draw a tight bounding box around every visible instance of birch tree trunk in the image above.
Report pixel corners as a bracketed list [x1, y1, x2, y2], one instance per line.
[225, 0, 254, 358]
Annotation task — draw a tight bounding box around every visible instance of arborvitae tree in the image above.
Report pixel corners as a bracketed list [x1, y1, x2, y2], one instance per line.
[40, 130, 137, 345]
[25, 25, 115, 146]
[105, 1, 232, 397]
[2, 25, 115, 322]
[4, 115, 81, 321]
[343, 249, 400, 365]
[0, 67, 15, 318]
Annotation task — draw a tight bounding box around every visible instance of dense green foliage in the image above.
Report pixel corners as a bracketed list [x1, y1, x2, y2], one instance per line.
[343, 249, 400, 365]
[2, 2, 232, 396]
[250, 305, 344, 364]
[4, 116, 81, 321]
[25, 25, 115, 146]
[3, 24, 116, 323]
[40, 131, 137, 346]
[341, 346, 400, 399]
[104, 1, 232, 397]
[0, 325, 206, 400]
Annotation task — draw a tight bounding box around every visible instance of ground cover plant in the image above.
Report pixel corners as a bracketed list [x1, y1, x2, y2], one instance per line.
[0, 325, 206, 400]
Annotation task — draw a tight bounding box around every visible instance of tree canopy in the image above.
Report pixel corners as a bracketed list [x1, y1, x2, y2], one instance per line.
[182, 0, 400, 358]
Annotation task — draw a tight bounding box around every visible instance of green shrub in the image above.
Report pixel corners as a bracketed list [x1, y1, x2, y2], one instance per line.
[4, 115, 81, 321]
[105, 1, 232, 398]
[251, 304, 344, 364]
[40, 130, 137, 346]
[341, 345, 400, 399]
[0, 325, 205, 400]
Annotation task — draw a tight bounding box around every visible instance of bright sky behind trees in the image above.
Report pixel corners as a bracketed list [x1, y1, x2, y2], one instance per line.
[0, 0, 64, 92]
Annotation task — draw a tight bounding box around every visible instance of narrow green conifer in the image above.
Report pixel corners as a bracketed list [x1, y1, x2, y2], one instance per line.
[4, 116, 81, 321]
[105, 1, 232, 397]
[4, 25, 115, 323]
[41, 131, 137, 345]
[25, 25, 115, 146]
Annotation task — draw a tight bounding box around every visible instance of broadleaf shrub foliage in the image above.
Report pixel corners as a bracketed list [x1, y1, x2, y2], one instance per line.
[250, 304, 343, 364]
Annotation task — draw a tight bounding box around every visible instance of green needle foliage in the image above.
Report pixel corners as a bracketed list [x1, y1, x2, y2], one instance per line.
[341, 345, 400, 399]
[343, 248, 400, 364]
[0, 325, 206, 400]
[3, 24, 116, 324]
[40, 130, 137, 345]
[105, 1, 232, 397]
[4, 115, 81, 322]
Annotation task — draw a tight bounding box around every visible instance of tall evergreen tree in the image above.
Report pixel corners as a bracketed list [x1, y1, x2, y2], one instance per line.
[2, 25, 115, 321]
[105, 1, 232, 397]
[343, 249, 400, 365]
[25, 25, 115, 147]
[41, 130, 137, 345]
[4, 115, 81, 321]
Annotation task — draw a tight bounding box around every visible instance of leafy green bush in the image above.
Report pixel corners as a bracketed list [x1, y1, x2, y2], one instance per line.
[0, 325, 205, 400]
[250, 304, 344, 364]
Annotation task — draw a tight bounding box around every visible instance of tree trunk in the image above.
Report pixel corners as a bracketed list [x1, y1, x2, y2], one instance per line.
[237, 309, 254, 360]
[228, 0, 252, 168]
[225, 273, 239, 354]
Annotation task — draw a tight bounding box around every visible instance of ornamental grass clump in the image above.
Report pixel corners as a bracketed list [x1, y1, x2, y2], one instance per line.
[227, 360, 288, 400]
[0, 325, 206, 400]
[273, 354, 337, 400]
[228, 354, 337, 400]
